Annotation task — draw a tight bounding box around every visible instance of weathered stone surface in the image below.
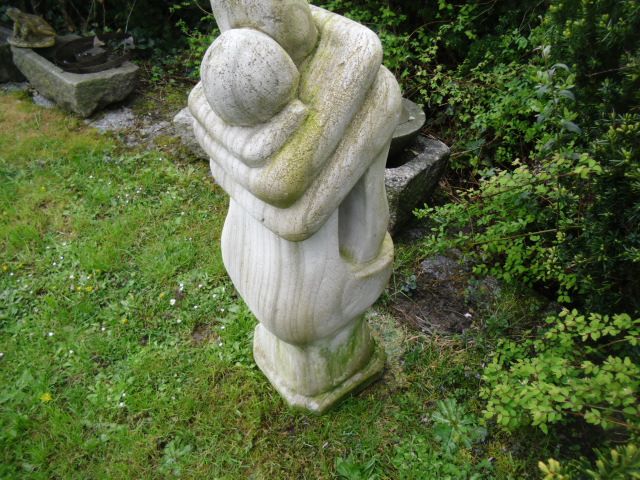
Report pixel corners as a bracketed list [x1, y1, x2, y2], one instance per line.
[173, 107, 207, 158]
[191, 1, 401, 413]
[174, 106, 448, 234]
[210, 0, 318, 65]
[11, 39, 138, 117]
[389, 98, 426, 158]
[0, 27, 25, 83]
[385, 135, 450, 233]
[201, 28, 301, 126]
[86, 106, 136, 133]
[32, 92, 55, 108]
[6, 8, 56, 48]
[0, 81, 28, 92]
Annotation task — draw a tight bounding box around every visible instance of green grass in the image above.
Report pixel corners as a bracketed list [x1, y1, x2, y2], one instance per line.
[0, 93, 537, 479]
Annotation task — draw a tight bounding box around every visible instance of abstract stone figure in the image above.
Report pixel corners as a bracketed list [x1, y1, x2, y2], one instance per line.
[190, 0, 402, 413]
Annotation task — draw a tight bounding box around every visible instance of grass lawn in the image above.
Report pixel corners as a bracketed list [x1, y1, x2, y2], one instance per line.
[0, 92, 536, 479]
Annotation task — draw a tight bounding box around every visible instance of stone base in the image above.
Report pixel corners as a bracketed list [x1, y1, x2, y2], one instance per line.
[253, 319, 386, 414]
[11, 36, 138, 117]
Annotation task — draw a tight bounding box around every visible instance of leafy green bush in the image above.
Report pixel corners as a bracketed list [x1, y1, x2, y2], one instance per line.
[482, 309, 639, 434]
[316, 2, 639, 314]
[539, 444, 640, 479]
[413, 1, 640, 313]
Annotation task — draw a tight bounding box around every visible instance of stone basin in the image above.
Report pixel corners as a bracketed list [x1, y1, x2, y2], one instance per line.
[389, 98, 426, 158]
[11, 35, 138, 117]
[385, 135, 449, 233]
[0, 26, 25, 83]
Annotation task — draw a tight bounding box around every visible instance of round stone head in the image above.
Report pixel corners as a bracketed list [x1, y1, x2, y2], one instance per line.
[201, 28, 300, 126]
[210, 0, 318, 65]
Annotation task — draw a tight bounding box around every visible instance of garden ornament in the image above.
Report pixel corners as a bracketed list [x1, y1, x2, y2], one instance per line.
[7, 8, 56, 49]
[189, 0, 401, 413]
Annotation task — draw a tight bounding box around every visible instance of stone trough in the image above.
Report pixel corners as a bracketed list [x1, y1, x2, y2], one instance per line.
[11, 35, 138, 117]
[173, 102, 449, 234]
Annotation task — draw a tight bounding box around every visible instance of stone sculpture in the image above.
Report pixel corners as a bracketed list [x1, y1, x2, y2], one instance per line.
[190, 0, 402, 413]
[7, 8, 56, 49]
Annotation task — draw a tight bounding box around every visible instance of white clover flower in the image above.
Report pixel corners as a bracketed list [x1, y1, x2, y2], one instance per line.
[170, 298, 176, 306]
[176, 319, 182, 324]
[118, 402, 125, 408]
[47, 331, 54, 337]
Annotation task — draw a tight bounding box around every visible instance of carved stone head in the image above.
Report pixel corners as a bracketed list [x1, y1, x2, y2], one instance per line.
[209, 0, 318, 65]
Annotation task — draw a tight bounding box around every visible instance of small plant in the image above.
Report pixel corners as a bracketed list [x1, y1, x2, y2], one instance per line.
[538, 458, 571, 480]
[539, 444, 640, 480]
[158, 438, 194, 478]
[587, 444, 640, 479]
[335, 455, 379, 480]
[391, 434, 494, 480]
[430, 398, 487, 454]
[400, 274, 417, 297]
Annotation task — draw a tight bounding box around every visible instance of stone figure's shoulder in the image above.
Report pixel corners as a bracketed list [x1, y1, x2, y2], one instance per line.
[309, 5, 382, 55]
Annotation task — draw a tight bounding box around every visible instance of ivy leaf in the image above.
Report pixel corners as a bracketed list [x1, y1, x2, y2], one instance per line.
[561, 120, 582, 134]
[558, 89, 575, 101]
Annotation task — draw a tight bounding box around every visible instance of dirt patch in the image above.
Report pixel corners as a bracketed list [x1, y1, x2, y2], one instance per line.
[191, 323, 220, 346]
[390, 253, 499, 334]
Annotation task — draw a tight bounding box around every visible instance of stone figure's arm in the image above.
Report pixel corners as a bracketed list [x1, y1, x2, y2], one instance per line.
[194, 66, 402, 241]
[188, 85, 308, 167]
[246, 7, 383, 208]
[192, 7, 384, 209]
